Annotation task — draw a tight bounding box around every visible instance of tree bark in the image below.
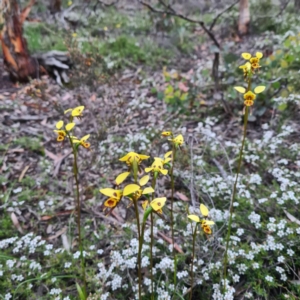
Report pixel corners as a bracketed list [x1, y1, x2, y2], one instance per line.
[238, 0, 250, 35]
[0, 0, 39, 82]
[295, 0, 300, 11]
[49, 0, 61, 14]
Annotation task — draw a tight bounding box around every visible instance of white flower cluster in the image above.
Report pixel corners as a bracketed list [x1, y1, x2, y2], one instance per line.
[212, 280, 235, 300]
[248, 212, 261, 228]
[155, 257, 174, 272]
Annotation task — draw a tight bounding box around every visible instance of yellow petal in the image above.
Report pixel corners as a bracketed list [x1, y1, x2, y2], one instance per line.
[65, 123, 75, 131]
[142, 200, 149, 210]
[161, 131, 172, 137]
[188, 215, 201, 223]
[56, 120, 64, 129]
[72, 106, 85, 116]
[119, 152, 135, 161]
[202, 220, 215, 225]
[200, 204, 209, 217]
[164, 151, 172, 158]
[173, 134, 184, 145]
[64, 108, 72, 114]
[100, 188, 122, 199]
[234, 86, 246, 94]
[123, 184, 140, 196]
[161, 169, 168, 175]
[139, 175, 150, 186]
[254, 86, 266, 94]
[256, 52, 263, 59]
[150, 197, 166, 211]
[163, 158, 171, 164]
[202, 225, 212, 234]
[144, 167, 153, 173]
[139, 154, 150, 160]
[81, 134, 90, 141]
[245, 62, 251, 70]
[241, 53, 252, 60]
[115, 172, 130, 185]
[104, 198, 118, 208]
[142, 187, 154, 194]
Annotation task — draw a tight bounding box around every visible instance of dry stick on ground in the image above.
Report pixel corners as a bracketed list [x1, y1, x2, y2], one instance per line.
[139, 0, 222, 87]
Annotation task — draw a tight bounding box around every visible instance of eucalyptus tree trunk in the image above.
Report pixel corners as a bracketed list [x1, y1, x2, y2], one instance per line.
[238, 0, 250, 35]
[50, 0, 61, 14]
[295, 0, 300, 11]
[0, 0, 39, 82]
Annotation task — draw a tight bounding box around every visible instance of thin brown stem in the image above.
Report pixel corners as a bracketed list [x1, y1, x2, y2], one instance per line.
[68, 135, 87, 298]
[190, 222, 198, 300]
[150, 176, 157, 299]
[170, 145, 177, 286]
[222, 78, 251, 291]
[133, 199, 142, 300]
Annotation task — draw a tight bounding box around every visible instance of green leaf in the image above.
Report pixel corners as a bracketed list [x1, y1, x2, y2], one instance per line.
[180, 92, 188, 101]
[174, 90, 181, 98]
[76, 283, 86, 300]
[164, 85, 174, 96]
[280, 60, 288, 68]
[272, 82, 280, 89]
[278, 103, 287, 111]
[157, 92, 164, 100]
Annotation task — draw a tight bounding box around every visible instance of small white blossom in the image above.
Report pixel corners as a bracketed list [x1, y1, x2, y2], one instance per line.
[4, 293, 12, 300]
[252, 262, 259, 269]
[265, 275, 273, 282]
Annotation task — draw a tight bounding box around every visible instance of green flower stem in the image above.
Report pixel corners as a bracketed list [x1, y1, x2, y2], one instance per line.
[133, 198, 142, 300]
[150, 176, 157, 300]
[222, 78, 251, 291]
[190, 222, 198, 300]
[170, 145, 177, 287]
[150, 211, 154, 300]
[68, 135, 87, 299]
[131, 160, 143, 299]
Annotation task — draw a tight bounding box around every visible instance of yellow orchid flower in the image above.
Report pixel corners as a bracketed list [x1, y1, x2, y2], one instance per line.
[168, 134, 184, 147]
[72, 134, 90, 149]
[142, 197, 166, 214]
[150, 197, 166, 214]
[145, 157, 168, 175]
[161, 131, 173, 137]
[123, 176, 154, 201]
[53, 121, 75, 142]
[64, 106, 85, 118]
[99, 188, 123, 209]
[241, 52, 263, 70]
[234, 86, 266, 107]
[239, 62, 251, 77]
[119, 152, 149, 167]
[163, 67, 178, 79]
[188, 204, 214, 235]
